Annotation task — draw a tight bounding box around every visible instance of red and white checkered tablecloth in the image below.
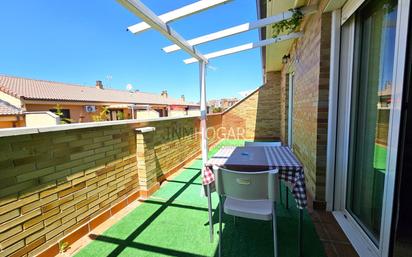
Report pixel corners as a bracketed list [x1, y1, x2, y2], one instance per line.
[203, 146, 236, 185]
[203, 146, 307, 209]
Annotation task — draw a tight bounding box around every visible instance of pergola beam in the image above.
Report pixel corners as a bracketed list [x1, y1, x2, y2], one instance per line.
[184, 32, 302, 64]
[164, 5, 316, 53]
[127, 0, 232, 34]
[117, 0, 208, 63]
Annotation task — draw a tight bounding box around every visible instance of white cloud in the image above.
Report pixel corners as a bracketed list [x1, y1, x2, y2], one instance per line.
[208, 65, 218, 71]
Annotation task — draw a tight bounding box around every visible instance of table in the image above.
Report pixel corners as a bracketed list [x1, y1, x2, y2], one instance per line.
[204, 146, 307, 208]
[203, 146, 307, 257]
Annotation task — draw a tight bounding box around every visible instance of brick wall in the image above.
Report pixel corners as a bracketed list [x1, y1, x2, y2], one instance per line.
[136, 114, 222, 193]
[204, 114, 223, 144]
[316, 8, 331, 203]
[221, 71, 281, 140]
[0, 115, 220, 257]
[0, 125, 137, 256]
[282, 1, 331, 203]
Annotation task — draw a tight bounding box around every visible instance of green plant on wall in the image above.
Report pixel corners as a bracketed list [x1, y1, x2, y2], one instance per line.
[92, 106, 109, 122]
[58, 241, 69, 253]
[272, 8, 303, 38]
[116, 111, 125, 120]
[54, 104, 73, 124]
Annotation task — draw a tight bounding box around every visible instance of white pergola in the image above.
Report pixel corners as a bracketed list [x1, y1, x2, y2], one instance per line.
[116, 0, 314, 242]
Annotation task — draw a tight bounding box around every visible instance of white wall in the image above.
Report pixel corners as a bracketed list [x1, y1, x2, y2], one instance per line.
[0, 91, 23, 108]
[169, 110, 187, 117]
[169, 110, 200, 117]
[25, 112, 60, 127]
[188, 109, 200, 116]
[135, 110, 160, 119]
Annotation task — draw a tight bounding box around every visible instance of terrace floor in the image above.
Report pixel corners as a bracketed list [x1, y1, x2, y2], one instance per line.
[70, 140, 356, 257]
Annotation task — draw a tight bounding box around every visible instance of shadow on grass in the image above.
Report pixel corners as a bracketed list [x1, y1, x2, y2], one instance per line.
[89, 234, 207, 257]
[212, 215, 276, 257]
[143, 199, 210, 212]
[86, 140, 325, 257]
[211, 205, 324, 257]
[165, 179, 203, 186]
[90, 169, 203, 257]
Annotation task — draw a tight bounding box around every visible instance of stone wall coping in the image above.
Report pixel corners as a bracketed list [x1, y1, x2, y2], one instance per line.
[0, 114, 202, 138]
[135, 127, 156, 133]
[24, 111, 60, 118]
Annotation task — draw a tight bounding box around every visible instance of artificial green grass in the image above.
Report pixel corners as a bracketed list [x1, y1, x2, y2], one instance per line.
[75, 140, 325, 257]
[374, 144, 387, 172]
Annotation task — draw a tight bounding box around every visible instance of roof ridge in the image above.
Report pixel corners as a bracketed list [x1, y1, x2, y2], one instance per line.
[0, 74, 94, 89]
[0, 74, 139, 95]
[0, 85, 20, 98]
[0, 74, 185, 101]
[0, 74, 194, 105]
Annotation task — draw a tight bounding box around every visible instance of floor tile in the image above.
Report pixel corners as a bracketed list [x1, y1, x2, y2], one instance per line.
[322, 242, 338, 257]
[334, 242, 359, 257]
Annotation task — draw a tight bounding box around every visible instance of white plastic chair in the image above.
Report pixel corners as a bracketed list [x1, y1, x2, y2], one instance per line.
[213, 166, 280, 257]
[244, 141, 292, 209]
[245, 141, 282, 147]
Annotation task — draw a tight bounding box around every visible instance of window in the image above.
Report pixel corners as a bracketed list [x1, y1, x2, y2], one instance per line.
[50, 108, 71, 119]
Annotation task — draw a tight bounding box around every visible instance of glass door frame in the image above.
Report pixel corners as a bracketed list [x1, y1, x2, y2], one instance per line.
[331, 0, 410, 256]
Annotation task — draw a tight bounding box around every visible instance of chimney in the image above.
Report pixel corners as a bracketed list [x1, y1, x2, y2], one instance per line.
[96, 80, 103, 89]
[180, 95, 185, 102]
[161, 90, 168, 98]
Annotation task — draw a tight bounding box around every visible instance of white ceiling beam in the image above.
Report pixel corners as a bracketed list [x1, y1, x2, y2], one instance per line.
[164, 5, 316, 53]
[117, 0, 208, 63]
[127, 0, 232, 34]
[183, 32, 302, 64]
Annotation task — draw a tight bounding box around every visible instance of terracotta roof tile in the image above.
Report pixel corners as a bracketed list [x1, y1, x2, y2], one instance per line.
[0, 75, 197, 106]
[0, 100, 22, 116]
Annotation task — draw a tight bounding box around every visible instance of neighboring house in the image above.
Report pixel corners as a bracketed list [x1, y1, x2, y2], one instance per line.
[0, 100, 24, 128]
[0, 75, 199, 128]
[207, 98, 238, 113]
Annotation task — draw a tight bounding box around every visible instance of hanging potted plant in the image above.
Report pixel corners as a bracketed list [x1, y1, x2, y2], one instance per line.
[272, 9, 303, 38]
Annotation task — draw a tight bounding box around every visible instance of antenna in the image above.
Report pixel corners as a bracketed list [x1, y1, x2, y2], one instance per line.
[106, 75, 113, 88]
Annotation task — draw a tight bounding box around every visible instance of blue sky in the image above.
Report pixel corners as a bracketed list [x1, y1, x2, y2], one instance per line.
[0, 0, 263, 102]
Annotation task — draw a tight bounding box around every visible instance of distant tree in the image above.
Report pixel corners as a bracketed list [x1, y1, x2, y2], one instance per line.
[212, 107, 223, 113]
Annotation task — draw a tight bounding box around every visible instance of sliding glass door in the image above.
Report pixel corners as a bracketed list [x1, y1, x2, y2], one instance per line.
[346, 0, 398, 245]
[333, 0, 410, 255]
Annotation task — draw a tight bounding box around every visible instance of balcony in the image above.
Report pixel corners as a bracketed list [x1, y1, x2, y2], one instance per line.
[0, 113, 357, 257]
[3, 0, 397, 255]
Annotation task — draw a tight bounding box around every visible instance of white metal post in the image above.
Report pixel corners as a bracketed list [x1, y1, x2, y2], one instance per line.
[199, 60, 213, 242]
[200, 62, 208, 162]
